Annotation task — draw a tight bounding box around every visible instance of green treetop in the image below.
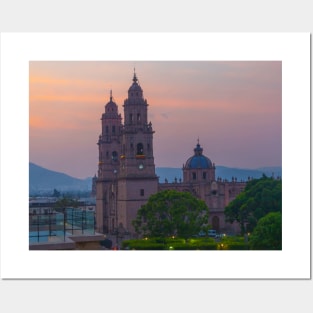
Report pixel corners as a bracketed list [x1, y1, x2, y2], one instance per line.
[224, 175, 282, 234]
[132, 190, 209, 239]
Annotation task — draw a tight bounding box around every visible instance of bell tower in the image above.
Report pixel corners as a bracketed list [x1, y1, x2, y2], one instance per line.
[119, 70, 156, 178]
[117, 70, 158, 235]
[96, 91, 122, 234]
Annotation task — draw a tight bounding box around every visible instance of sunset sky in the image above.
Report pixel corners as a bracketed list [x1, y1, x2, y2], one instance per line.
[29, 61, 282, 179]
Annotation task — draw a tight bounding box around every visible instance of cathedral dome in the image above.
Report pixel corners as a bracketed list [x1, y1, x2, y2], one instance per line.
[185, 142, 213, 169]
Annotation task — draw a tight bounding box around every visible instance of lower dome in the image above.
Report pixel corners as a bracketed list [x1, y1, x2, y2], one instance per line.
[185, 143, 213, 169]
[185, 155, 212, 169]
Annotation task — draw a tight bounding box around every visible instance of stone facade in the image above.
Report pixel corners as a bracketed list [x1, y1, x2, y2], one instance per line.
[96, 71, 245, 237]
[159, 144, 245, 234]
[96, 72, 158, 235]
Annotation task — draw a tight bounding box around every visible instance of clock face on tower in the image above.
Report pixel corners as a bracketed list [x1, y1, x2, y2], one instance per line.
[138, 164, 144, 170]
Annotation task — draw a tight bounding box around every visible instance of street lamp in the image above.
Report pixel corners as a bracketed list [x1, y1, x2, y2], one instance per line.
[113, 169, 118, 248]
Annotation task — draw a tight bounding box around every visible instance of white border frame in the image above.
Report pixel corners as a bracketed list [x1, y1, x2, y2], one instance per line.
[0, 33, 310, 279]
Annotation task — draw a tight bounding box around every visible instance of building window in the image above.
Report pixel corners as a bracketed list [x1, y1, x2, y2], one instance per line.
[106, 151, 109, 158]
[192, 172, 197, 180]
[137, 113, 141, 122]
[147, 143, 150, 151]
[112, 126, 115, 134]
[203, 172, 207, 179]
[129, 114, 133, 124]
[112, 151, 118, 161]
[137, 143, 144, 155]
[105, 126, 109, 133]
[140, 189, 144, 196]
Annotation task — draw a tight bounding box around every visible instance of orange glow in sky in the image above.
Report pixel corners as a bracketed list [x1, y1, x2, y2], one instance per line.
[29, 61, 282, 178]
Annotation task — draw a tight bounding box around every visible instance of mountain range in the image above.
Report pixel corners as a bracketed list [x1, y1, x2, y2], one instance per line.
[29, 162, 282, 195]
[156, 166, 282, 183]
[29, 163, 93, 194]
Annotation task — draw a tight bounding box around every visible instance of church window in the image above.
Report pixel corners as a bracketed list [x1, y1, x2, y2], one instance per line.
[203, 172, 207, 179]
[192, 172, 196, 180]
[112, 151, 118, 161]
[137, 143, 144, 155]
[112, 126, 115, 134]
[137, 113, 141, 122]
[140, 189, 144, 196]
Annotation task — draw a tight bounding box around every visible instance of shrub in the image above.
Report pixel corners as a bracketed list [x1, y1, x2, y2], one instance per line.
[121, 237, 218, 250]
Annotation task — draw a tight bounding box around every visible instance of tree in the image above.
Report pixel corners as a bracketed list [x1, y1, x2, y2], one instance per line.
[52, 188, 61, 198]
[54, 196, 79, 212]
[132, 190, 209, 239]
[224, 175, 282, 234]
[249, 212, 282, 250]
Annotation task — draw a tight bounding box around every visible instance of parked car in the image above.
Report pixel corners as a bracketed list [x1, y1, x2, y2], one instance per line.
[208, 229, 217, 238]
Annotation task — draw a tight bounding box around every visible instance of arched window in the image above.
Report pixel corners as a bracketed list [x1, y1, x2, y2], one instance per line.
[137, 143, 144, 155]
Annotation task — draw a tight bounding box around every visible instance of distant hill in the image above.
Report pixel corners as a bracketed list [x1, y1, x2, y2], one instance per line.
[156, 167, 182, 183]
[215, 166, 282, 182]
[29, 162, 282, 195]
[29, 163, 92, 194]
[156, 166, 282, 183]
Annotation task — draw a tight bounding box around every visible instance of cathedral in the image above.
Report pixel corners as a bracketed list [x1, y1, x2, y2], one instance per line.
[95, 71, 245, 238]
